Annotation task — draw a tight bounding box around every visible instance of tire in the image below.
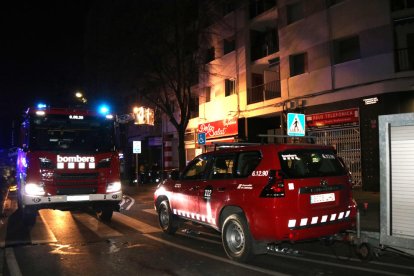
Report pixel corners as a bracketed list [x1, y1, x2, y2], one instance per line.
[97, 207, 113, 222]
[157, 200, 178, 234]
[356, 242, 372, 261]
[222, 213, 254, 262]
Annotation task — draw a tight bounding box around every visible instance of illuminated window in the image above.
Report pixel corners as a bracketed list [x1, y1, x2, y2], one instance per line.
[289, 53, 308, 76]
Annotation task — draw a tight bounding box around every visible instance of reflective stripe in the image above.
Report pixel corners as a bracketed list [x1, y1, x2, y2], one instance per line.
[287, 209, 352, 229]
[173, 209, 216, 225]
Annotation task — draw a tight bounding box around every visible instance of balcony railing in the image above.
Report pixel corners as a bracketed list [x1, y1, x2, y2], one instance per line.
[395, 47, 414, 72]
[247, 80, 281, 104]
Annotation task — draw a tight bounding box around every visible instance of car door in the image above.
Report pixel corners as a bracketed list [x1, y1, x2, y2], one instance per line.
[170, 155, 211, 221]
[198, 153, 236, 228]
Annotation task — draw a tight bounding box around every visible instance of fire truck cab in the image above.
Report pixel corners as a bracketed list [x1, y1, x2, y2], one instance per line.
[16, 105, 122, 224]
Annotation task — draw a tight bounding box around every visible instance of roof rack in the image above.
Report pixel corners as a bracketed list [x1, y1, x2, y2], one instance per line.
[213, 142, 260, 151]
[258, 134, 316, 144]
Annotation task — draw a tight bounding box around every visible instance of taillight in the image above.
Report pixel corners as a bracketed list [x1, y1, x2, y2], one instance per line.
[260, 170, 285, 198]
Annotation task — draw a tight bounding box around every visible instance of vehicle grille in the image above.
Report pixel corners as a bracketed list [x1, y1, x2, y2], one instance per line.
[54, 172, 99, 186]
[57, 187, 97, 195]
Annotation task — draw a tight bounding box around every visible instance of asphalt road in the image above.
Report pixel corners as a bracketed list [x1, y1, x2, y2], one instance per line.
[0, 183, 412, 276]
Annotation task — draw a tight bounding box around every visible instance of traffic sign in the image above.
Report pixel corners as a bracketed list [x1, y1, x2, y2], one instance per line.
[197, 133, 206, 145]
[287, 113, 305, 137]
[133, 140, 141, 154]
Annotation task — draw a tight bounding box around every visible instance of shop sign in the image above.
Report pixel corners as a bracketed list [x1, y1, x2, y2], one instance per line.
[198, 117, 238, 139]
[306, 108, 359, 128]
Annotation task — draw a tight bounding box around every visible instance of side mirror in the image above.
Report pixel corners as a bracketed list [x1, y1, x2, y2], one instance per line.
[170, 170, 180, 180]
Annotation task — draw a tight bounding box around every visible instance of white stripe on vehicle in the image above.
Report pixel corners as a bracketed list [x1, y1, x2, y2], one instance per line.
[173, 209, 216, 225]
[288, 209, 351, 228]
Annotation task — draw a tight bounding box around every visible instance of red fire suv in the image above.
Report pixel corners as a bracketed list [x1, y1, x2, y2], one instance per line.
[154, 143, 357, 262]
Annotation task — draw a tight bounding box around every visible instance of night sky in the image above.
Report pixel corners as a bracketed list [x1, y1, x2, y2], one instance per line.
[0, 0, 90, 148]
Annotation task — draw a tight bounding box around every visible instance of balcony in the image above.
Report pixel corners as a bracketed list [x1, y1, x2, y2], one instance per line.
[395, 47, 414, 71]
[250, 29, 278, 61]
[247, 80, 281, 104]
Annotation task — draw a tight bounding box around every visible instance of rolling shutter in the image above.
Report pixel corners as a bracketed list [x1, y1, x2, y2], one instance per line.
[390, 125, 414, 238]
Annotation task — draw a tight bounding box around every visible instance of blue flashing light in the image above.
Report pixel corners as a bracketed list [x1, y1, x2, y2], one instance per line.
[98, 104, 110, 115]
[37, 103, 47, 110]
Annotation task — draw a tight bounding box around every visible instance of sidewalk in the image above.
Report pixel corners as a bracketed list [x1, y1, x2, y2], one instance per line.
[352, 189, 380, 232]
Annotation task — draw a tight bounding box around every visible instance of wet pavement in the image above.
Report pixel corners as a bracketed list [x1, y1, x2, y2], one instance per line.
[352, 189, 380, 232]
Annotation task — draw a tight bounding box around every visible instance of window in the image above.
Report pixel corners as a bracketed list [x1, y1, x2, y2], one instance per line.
[223, 38, 235, 55]
[211, 155, 235, 179]
[204, 86, 211, 102]
[223, 0, 236, 15]
[236, 151, 262, 178]
[279, 150, 347, 178]
[225, 79, 236, 96]
[287, 2, 304, 25]
[189, 96, 199, 118]
[182, 156, 210, 180]
[249, 0, 277, 18]
[327, 0, 344, 7]
[205, 47, 215, 63]
[391, 0, 414, 11]
[289, 53, 308, 76]
[333, 36, 360, 64]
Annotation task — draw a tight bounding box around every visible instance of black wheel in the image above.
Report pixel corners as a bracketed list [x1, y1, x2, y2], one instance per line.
[157, 200, 178, 234]
[356, 243, 372, 261]
[97, 207, 113, 221]
[222, 213, 254, 262]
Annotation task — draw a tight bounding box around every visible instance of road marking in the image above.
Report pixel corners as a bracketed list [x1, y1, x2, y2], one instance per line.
[112, 212, 159, 233]
[30, 211, 58, 244]
[142, 208, 156, 215]
[72, 213, 123, 238]
[5, 248, 22, 276]
[121, 195, 135, 211]
[143, 234, 288, 276]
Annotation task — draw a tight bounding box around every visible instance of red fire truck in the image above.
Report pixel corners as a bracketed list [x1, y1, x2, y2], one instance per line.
[16, 104, 122, 224]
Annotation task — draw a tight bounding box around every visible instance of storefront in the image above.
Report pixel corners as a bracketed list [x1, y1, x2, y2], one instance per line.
[306, 108, 362, 187]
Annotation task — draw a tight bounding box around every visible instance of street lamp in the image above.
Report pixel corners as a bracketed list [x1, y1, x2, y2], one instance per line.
[75, 91, 87, 104]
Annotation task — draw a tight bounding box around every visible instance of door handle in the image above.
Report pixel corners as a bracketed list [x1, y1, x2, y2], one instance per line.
[217, 187, 225, 192]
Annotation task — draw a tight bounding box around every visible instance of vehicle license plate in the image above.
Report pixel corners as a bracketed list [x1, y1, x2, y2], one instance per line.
[310, 193, 335, 204]
[67, 195, 90, 201]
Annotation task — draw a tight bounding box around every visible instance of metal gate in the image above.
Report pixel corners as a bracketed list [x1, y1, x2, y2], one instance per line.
[309, 127, 362, 187]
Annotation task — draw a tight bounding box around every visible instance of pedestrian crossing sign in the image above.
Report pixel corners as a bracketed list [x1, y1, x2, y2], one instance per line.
[287, 113, 305, 137]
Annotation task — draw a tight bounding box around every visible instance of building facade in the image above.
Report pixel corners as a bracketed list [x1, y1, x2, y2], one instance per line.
[167, 0, 414, 191]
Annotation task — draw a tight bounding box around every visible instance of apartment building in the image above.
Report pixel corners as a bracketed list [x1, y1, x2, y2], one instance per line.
[173, 0, 414, 191]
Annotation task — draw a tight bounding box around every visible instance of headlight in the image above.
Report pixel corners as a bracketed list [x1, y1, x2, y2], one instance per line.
[25, 183, 46, 196]
[106, 181, 121, 193]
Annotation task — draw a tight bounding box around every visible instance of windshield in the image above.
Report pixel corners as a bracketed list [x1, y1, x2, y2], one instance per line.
[279, 149, 347, 178]
[29, 114, 116, 153]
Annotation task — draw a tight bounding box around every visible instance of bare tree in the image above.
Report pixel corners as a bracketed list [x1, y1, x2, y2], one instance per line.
[138, 0, 222, 170]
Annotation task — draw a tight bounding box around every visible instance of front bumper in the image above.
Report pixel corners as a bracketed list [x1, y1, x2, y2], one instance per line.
[22, 191, 122, 211]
